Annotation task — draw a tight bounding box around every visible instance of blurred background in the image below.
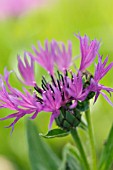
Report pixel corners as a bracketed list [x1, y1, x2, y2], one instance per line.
[0, 0, 113, 169]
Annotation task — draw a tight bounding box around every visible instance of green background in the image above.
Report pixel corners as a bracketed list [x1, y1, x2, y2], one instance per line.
[0, 0, 113, 169]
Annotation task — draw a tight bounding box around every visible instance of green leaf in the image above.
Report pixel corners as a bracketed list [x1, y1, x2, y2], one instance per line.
[26, 119, 61, 170]
[59, 143, 83, 170]
[99, 124, 113, 170]
[40, 128, 70, 138]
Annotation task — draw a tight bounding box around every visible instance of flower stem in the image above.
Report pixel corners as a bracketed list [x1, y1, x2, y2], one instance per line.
[85, 109, 97, 170]
[71, 128, 90, 170]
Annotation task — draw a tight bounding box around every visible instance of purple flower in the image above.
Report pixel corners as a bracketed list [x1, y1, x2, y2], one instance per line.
[0, 34, 113, 131]
[76, 34, 100, 71]
[89, 55, 113, 105]
[17, 53, 35, 86]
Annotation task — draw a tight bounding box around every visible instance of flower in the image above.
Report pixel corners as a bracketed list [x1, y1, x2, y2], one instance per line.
[0, 34, 113, 131]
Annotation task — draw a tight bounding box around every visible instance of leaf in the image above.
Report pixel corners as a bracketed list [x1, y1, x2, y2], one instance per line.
[59, 143, 83, 170]
[40, 128, 70, 138]
[26, 119, 61, 170]
[99, 124, 113, 170]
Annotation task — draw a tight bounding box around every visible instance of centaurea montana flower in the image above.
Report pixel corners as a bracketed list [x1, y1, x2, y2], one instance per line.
[0, 34, 113, 132]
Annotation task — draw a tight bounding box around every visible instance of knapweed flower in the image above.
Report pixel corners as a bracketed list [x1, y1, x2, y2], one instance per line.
[0, 34, 113, 131]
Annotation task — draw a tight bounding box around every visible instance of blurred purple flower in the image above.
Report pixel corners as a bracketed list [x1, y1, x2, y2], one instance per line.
[0, 0, 47, 20]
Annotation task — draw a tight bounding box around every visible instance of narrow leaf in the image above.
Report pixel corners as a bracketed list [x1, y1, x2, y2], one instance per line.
[59, 143, 83, 170]
[26, 119, 61, 170]
[40, 128, 70, 138]
[99, 124, 113, 170]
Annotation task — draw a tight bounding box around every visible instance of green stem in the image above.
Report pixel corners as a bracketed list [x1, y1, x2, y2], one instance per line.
[85, 109, 97, 170]
[71, 128, 90, 170]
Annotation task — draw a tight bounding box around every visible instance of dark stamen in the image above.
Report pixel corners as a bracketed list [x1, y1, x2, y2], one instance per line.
[65, 70, 68, 76]
[64, 76, 69, 88]
[36, 96, 43, 104]
[57, 80, 61, 91]
[51, 75, 56, 87]
[57, 70, 61, 80]
[49, 84, 54, 93]
[42, 76, 48, 85]
[42, 84, 47, 91]
[52, 95, 55, 100]
[34, 85, 43, 94]
[60, 74, 65, 86]
[42, 80, 49, 90]
[62, 92, 65, 101]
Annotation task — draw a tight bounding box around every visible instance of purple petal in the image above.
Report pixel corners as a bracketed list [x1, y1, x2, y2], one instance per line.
[100, 91, 113, 107]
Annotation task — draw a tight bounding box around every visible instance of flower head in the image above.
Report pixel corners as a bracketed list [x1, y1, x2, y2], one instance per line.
[0, 34, 113, 131]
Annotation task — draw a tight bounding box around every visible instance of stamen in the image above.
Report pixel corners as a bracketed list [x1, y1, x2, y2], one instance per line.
[69, 70, 74, 82]
[57, 80, 61, 91]
[51, 75, 57, 87]
[60, 74, 65, 85]
[42, 76, 48, 85]
[42, 80, 49, 90]
[34, 84, 43, 94]
[62, 92, 65, 101]
[36, 96, 43, 103]
[42, 84, 47, 91]
[65, 70, 68, 76]
[57, 70, 61, 80]
[49, 84, 54, 93]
